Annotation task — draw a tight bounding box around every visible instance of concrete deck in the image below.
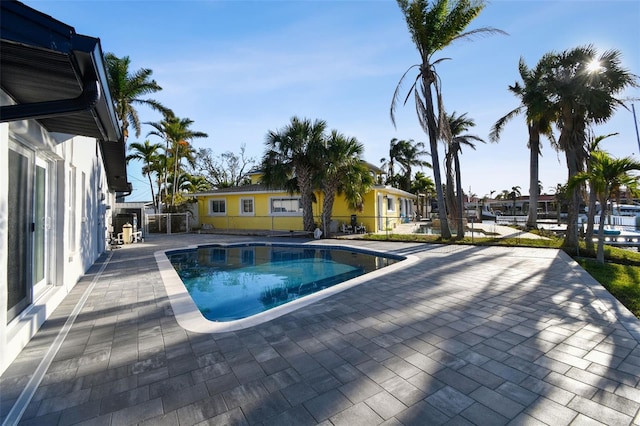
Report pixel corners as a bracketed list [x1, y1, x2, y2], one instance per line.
[1, 234, 639, 426]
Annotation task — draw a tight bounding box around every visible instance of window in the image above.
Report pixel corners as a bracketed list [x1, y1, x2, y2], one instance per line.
[209, 248, 226, 264]
[240, 198, 254, 215]
[241, 248, 255, 265]
[270, 197, 302, 215]
[209, 199, 226, 215]
[386, 196, 395, 212]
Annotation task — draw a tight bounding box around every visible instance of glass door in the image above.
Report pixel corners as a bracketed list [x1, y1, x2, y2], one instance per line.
[33, 157, 49, 291]
[7, 143, 33, 323]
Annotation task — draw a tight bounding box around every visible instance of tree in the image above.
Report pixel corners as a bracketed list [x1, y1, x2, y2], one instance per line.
[380, 138, 403, 186]
[509, 185, 522, 215]
[126, 140, 162, 212]
[395, 139, 431, 192]
[318, 130, 373, 236]
[583, 131, 617, 251]
[412, 171, 436, 219]
[542, 45, 638, 249]
[104, 53, 169, 140]
[147, 114, 208, 208]
[568, 152, 640, 263]
[192, 145, 256, 188]
[551, 183, 568, 222]
[391, 0, 504, 239]
[490, 57, 557, 229]
[261, 117, 327, 232]
[444, 112, 485, 238]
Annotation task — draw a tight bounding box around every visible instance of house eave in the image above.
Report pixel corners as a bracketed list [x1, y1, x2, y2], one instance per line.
[0, 0, 128, 192]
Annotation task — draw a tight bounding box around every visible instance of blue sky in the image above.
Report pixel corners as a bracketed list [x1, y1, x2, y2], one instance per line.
[25, 0, 640, 201]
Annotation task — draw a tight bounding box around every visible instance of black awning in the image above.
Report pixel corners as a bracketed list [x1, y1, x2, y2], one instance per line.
[0, 0, 129, 191]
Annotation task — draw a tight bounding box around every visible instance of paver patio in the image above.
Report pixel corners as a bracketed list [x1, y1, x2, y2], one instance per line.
[1, 234, 639, 425]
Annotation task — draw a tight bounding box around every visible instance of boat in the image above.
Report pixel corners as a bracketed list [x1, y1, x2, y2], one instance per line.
[612, 203, 640, 217]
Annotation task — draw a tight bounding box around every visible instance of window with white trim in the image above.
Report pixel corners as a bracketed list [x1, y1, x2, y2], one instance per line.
[209, 199, 226, 215]
[239, 198, 254, 215]
[270, 197, 302, 215]
[387, 196, 395, 212]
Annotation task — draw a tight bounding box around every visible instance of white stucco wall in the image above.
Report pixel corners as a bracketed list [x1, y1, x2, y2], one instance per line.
[0, 89, 113, 373]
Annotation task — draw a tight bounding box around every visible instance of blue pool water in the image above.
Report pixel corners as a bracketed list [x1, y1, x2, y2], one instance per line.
[166, 244, 402, 322]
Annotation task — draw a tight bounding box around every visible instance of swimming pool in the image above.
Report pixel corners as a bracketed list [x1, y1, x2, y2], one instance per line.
[156, 242, 418, 333]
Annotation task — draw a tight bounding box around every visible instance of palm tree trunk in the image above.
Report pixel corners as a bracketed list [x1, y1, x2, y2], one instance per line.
[596, 198, 608, 264]
[561, 114, 587, 249]
[297, 164, 316, 232]
[172, 142, 180, 207]
[422, 73, 450, 238]
[321, 188, 337, 237]
[147, 171, 157, 214]
[454, 153, 465, 238]
[585, 186, 597, 252]
[445, 149, 457, 226]
[526, 127, 540, 229]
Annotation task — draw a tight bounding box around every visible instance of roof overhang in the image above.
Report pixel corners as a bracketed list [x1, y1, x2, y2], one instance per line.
[0, 0, 130, 192]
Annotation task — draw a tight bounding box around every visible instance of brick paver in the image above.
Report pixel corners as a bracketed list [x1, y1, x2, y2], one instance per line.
[1, 234, 639, 425]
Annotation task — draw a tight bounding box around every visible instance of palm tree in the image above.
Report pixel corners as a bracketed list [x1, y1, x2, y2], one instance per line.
[147, 114, 208, 208]
[126, 140, 162, 212]
[396, 139, 430, 192]
[261, 117, 327, 232]
[412, 171, 435, 219]
[542, 45, 638, 248]
[104, 53, 169, 140]
[391, 0, 504, 239]
[445, 112, 485, 238]
[569, 151, 640, 263]
[319, 130, 373, 236]
[490, 57, 557, 229]
[583, 131, 617, 251]
[380, 138, 403, 186]
[510, 185, 522, 215]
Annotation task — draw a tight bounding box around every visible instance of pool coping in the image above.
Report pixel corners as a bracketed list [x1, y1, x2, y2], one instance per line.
[155, 241, 419, 333]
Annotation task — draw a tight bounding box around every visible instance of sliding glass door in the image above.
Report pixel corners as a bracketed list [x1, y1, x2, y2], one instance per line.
[7, 144, 33, 322]
[7, 142, 50, 323]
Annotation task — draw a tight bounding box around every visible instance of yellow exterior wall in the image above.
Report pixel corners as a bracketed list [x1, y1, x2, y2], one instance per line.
[196, 186, 415, 234]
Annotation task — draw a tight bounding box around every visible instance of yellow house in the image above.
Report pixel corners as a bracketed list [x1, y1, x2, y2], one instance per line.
[192, 165, 417, 235]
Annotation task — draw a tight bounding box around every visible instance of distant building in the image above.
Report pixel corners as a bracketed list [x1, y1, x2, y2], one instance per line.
[192, 167, 417, 236]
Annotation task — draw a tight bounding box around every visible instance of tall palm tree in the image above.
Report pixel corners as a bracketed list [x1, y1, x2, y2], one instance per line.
[391, 0, 504, 239]
[147, 114, 208, 208]
[445, 112, 485, 238]
[126, 140, 162, 212]
[569, 152, 640, 263]
[318, 130, 373, 236]
[542, 45, 638, 248]
[261, 117, 327, 232]
[104, 53, 169, 140]
[490, 57, 557, 229]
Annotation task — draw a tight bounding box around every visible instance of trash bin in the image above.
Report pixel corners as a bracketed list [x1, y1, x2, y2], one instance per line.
[122, 222, 133, 244]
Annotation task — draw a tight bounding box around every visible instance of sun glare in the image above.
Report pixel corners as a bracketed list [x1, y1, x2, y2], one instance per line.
[586, 59, 602, 73]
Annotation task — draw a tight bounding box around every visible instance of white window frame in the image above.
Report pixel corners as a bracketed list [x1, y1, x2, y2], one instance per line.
[386, 196, 396, 212]
[209, 198, 226, 216]
[270, 197, 303, 216]
[239, 197, 254, 216]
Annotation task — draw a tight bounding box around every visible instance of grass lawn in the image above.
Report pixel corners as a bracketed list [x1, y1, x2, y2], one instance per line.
[361, 232, 640, 318]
